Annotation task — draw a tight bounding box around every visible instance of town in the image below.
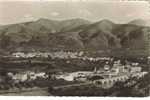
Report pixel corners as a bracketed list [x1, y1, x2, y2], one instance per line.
[0, 51, 149, 96]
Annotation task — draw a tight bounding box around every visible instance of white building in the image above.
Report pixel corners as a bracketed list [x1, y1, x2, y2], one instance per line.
[12, 52, 26, 58]
[55, 71, 93, 81]
[130, 67, 142, 73]
[9, 72, 28, 82]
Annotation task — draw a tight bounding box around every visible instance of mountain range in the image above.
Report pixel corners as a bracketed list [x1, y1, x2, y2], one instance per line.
[0, 18, 150, 55]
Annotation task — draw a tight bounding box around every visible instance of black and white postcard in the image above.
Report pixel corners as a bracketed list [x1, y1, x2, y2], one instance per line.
[0, 0, 150, 97]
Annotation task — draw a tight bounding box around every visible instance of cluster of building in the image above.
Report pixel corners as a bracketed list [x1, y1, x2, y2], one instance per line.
[0, 59, 147, 89]
[11, 51, 110, 62]
[55, 71, 93, 81]
[55, 60, 147, 85]
[4, 71, 48, 83]
[11, 51, 84, 59]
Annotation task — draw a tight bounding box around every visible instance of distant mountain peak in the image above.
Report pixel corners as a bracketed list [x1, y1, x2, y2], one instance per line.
[128, 19, 150, 26]
[62, 18, 91, 24]
[98, 19, 114, 23]
[93, 19, 115, 26]
[71, 18, 90, 22]
[36, 18, 48, 22]
[100, 19, 113, 22]
[36, 18, 59, 23]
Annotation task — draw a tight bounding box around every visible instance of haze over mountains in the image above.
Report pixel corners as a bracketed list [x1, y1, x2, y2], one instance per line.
[0, 18, 150, 55]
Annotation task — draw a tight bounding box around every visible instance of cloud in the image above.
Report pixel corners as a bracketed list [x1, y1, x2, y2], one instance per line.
[50, 12, 60, 16]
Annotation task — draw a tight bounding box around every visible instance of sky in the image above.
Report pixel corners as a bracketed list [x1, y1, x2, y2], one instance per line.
[0, 0, 150, 25]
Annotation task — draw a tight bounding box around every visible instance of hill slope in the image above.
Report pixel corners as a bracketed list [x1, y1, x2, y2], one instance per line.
[0, 18, 149, 55]
[128, 19, 150, 27]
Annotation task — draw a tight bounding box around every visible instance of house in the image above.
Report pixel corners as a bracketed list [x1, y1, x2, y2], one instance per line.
[10, 72, 28, 82]
[55, 73, 74, 81]
[130, 67, 142, 73]
[34, 72, 48, 79]
[104, 64, 110, 71]
[55, 71, 93, 81]
[78, 51, 84, 56]
[12, 52, 25, 58]
[26, 53, 36, 58]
